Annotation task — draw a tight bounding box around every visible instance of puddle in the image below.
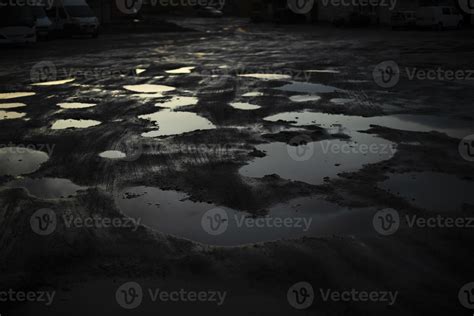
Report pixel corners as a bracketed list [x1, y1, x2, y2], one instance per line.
[58, 103, 96, 109]
[330, 98, 354, 105]
[166, 66, 195, 74]
[305, 69, 340, 74]
[155, 96, 198, 109]
[275, 82, 341, 94]
[0, 147, 49, 176]
[0, 103, 26, 109]
[51, 119, 101, 130]
[0, 92, 35, 100]
[32, 78, 75, 86]
[242, 92, 264, 97]
[229, 102, 261, 110]
[136, 68, 146, 75]
[0, 110, 26, 120]
[3, 177, 85, 199]
[131, 93, 166, 99]
[124, 84, 176, 94]
[116, 187, 376, 246]
[139, 109, 216, 137]
[289, 95, 321, 103]
[239, 133, 395, 185]
[238, 74, 291, 80]
[264, 111, 473, 139]
[99, 150, 126, 159]
[379, 172, 474, 212]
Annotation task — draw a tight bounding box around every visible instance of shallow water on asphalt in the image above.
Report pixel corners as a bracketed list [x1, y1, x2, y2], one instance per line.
[139, 109, 216, 137]
[242, 91, 264, 97]
[155, 96, 198, 109]
[99, 150, 127, 159]
[32, 78, 75, 86]
[238, 73, 291, 80]
[0, 147, 49, 176]
[58, 102, 96, 109]
[123, 84, 176, 94]
[239, 132, 396, 185]
[3, 177, 85, 199]
[0, 110, 26, 120]
[166, 66, 195, 74]
[116, 186, 375, 246]
[229, 102, 261, 110]
[0, 92, 35, 100]
[379, 172, 474, 212]
[289, 95, 321, 103]
[51, 119, 102, 130]
[0, 103, 26, 109]
[275, 82, 341, 94]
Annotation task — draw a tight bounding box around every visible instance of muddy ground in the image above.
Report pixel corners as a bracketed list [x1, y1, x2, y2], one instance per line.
[1, 17, 474, 315]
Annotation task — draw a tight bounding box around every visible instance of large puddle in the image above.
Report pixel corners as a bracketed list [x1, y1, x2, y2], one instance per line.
[139, 109, 216, 137]
[0, 147, 49, 176]
[3, 177, 85, 199]
[51, 119, 102, 130]
[0, 92, 35, 100]
[116, 186, 375, 246]
[124, 84, 176, 94]
[0, 110, 26, 120]
[264, 111, 473, 139]
[379, 172, 474, 212]
[275, 82, 341, 94]
[239, 133, 396, 185]
[155, 96, 198, 109]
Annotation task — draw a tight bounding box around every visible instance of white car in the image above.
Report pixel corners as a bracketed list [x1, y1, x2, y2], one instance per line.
[416, 6, 463, 30]
[0, 6, 37, 44]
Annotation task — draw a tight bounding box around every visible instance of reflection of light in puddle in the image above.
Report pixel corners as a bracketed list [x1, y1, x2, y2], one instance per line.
[124, 84, 176, 93]
[4, 177, 85, 199]
[139, 110, 216, 137]
[131, 93, 165, 99]
[155, 96, 198, 109]
[115, 187, 376, 246]
[305, 69, 340, 74]
[0, 92, 35, 100]
[0, 103, 26, 109]
[264, 111, 473, 139]
[239, 133, 396, 185]
[242, 92, 264, 97]
[0, 147, 49, 176]
[58, 103, 96, 109]
[330, 98, 354, 105]
[239, 74, 291, 80]
[32, 78, 75, 86]
[276, 82, 341, 94]
[379, 172, 474, 212]
[99, 150, 127, 159]
[289, 95, 321, 103]
[229, 102, 261, 110]
[51, 119, 101, 130]
[136, 68, 146, 75]
[166, 66, 195, 74]
[0, 110, 26, 120]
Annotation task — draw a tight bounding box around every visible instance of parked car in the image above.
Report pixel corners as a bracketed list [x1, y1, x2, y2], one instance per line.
[391, 11, 416, 29]
[416, 6, 463, 30]
[196, 6, 223, 18]
[32, 6, 53, 39]
[0, 5, 36, 44]
[45, 0, 99, 37]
